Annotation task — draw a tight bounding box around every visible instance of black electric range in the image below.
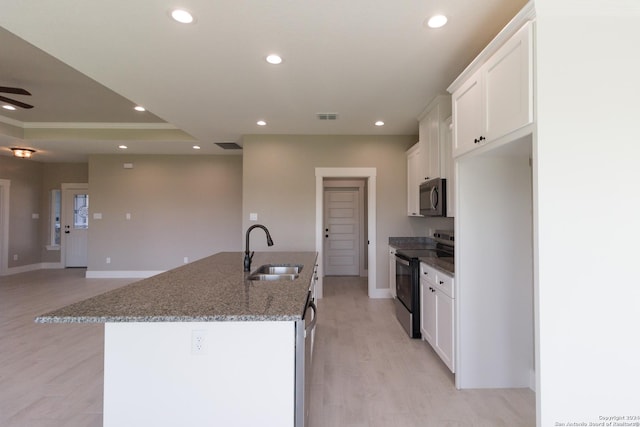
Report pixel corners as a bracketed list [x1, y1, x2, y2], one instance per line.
[394, 236, 454, 338]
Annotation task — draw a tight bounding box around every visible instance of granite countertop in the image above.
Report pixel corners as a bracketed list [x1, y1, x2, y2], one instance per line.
[36, 251, 318, 324]
[418, 256, 455, 276]
[389, 236, 455, 275]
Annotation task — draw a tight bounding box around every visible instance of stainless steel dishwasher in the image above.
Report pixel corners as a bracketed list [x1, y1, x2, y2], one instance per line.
[295, 266, 318, 427]
[295, 292, 317, 427]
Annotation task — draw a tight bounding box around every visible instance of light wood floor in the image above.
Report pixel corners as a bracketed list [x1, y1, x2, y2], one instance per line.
[309, 276, 535, 427]
[1, 270, 535, 426]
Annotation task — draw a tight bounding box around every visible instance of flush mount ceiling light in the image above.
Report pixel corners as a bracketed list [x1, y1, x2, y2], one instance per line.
[11, 147, 35, 159]
[256, 120, 267, 126]
[3, 105, 16, 111]
[266, 54, 283, 65]
[375, 121, 385, 126]
[426, 14, 448, 29]
[134, 106, 146, 112]
[171, 9, 194, 24]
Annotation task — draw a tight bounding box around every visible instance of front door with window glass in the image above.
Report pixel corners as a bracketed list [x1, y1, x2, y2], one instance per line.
[63, 187, 89, 267]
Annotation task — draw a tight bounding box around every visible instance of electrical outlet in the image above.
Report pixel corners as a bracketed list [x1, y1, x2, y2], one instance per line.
[183, 256, 189, 264]
[191, 330, 206, 355]
[106, 257, 111, 264]
[13, 254, 18, 261]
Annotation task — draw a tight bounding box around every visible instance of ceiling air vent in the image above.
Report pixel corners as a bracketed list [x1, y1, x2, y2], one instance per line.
[215, 142, 242, 150]
[316, 113, 338, 121]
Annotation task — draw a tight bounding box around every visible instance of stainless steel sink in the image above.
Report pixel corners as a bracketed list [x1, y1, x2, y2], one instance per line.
[248, 273, 298, 281]
[248, 264, 303, 281]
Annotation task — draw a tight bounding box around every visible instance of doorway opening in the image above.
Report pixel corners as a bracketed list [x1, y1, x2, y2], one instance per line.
[315, 168, 377, 299]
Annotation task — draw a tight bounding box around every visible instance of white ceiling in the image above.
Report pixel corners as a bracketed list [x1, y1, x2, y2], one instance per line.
[0, 0, 528, 162]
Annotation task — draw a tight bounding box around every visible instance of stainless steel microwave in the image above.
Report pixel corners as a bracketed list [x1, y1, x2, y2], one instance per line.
[419, 178, 446, 217]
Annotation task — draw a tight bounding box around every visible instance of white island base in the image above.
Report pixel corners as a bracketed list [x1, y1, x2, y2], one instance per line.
[103, 321, 296, 427]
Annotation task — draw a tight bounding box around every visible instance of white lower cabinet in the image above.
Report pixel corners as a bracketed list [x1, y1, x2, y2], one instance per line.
[420, 263, 455, 373]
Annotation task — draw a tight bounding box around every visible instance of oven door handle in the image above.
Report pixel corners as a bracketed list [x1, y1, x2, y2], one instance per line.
[396, 256, 410, 267]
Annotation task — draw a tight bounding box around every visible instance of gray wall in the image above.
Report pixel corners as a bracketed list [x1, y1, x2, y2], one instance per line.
[0, 156, 87, 268]
[87, 155, 243, 272]
[242, 134, 418, 290]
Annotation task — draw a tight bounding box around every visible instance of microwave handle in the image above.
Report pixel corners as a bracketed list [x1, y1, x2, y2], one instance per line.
[430, 187, 439, 209]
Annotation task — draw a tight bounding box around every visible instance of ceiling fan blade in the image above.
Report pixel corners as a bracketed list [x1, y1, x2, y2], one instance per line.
[0, 95, 34, 109]
[0, 86, 31, 96]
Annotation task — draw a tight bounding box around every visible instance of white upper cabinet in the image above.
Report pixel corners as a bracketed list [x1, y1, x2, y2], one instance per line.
[451, 21, 533, 157]
[418, 94, 452, 181]
[406, 143, 423, 217]
[441, 116, 455, 218]
[452, 69, 483, 157]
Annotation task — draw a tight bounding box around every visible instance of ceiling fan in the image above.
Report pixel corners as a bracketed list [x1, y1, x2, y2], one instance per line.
[0, 86, 33, 109]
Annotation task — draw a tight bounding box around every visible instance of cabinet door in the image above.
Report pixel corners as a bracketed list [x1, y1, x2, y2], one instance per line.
[441, 116, 455, 218]
[452, 69, 483, 157]
[420, 280, 436, 346]
[406, 144, 422, 216]
[435, 291, 455, 373]
[425, 105, 441, 180]
[484, 21, 533, 141]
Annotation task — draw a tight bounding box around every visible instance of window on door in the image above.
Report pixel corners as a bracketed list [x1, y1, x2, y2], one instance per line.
[48, 189, 61, 250]
[73, 194, 89, 229]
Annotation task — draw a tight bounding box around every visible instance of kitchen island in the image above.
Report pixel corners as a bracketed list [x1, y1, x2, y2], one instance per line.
[36, 251, 318, 427]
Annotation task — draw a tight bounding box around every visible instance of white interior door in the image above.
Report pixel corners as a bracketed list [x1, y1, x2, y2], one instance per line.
[323, 188, 360, 276]
[62, 185, 89, 267]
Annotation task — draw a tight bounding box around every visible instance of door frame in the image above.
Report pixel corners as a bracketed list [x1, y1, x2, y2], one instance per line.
[323, 180, 366, 276]
[0, 179, 9, 276]
[315, 168, 377, 299]
[61, 183, 88, 268]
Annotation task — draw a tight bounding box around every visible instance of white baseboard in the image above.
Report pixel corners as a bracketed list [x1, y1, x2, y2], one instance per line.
[85, 270, 164, 279]
[41, 262, 63, 269]
[368, 288, 392, 299]
[4, 262, 63, 276]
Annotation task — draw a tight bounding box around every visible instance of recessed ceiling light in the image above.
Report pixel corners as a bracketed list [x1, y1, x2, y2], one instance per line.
[2, 105, 16, 111]
[257, 120, 267, 126]
[193, 145, 201, 150]
[266, 54, 283, 65]
[426, 14, 448, 29]
[134, 106, 146, 112]
[375, 121, 385, 126]
[171, 9, 194, 24]
[118, 145, 128, 150]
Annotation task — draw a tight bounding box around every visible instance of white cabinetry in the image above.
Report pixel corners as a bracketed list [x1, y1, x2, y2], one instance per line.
[388, 246, 396, 298]
[451, 21, 533, 157]
[418, 95, 452, 182]
[406, 143, 422, 217]
[441, 116, 454, 218]
[420, 263, 455, 373]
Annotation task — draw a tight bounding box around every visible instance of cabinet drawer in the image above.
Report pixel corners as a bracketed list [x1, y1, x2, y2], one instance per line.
[434, 271, 454, 298]
[420, 263, 437, 284]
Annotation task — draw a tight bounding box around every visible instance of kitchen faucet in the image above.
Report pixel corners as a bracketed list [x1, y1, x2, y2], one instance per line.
[244, 224, 274, 272]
